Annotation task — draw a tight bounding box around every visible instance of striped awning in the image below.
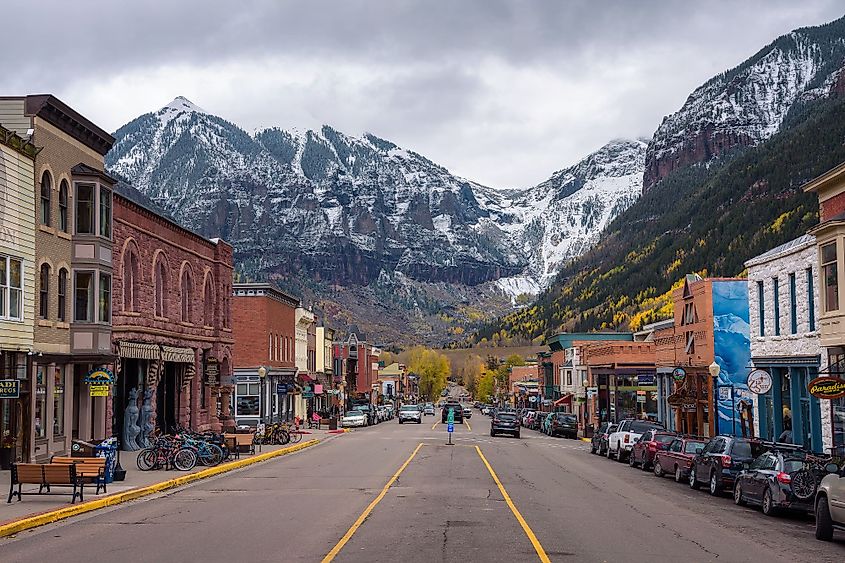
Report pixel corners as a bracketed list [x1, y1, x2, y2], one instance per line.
[119, 341, 160, 360]
[161, 345, 195, 363]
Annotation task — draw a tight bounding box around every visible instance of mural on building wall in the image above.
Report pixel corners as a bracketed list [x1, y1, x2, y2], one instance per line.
[713, 281, 752, 435]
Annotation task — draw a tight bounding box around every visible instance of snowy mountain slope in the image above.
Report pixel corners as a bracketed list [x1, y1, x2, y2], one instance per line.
[644, 16, 845, 190]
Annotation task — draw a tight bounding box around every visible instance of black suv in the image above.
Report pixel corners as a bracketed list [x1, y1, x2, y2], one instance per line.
[548, 413, 578, 439]
[442, 403, 464, 424]
[689, 435, 769, 496]
[491, 411, 520, 438]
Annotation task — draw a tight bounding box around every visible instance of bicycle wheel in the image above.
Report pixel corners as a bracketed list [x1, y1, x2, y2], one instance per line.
[137, 448, 157, 471]
[290, 430, 302, 443]
[173, 448, 197, 471]
[201, 444, 224, 466]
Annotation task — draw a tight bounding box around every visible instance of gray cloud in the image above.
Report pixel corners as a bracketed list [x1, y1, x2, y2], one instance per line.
[1, 1, 843, 187]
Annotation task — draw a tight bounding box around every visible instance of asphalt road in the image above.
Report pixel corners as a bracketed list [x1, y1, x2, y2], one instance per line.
[2, 410, 845, 562]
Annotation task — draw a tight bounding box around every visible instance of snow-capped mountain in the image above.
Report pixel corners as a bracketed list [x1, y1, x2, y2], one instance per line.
[107, 98, 643, 300]
[644, 16, 845, 190]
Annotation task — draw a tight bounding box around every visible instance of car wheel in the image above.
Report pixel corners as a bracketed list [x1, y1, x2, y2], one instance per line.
[653, 460, 664, 478]
[399, 420, 403, 424]
[606, 445, 613, 459]
[689, 467, 700, 490]
[629, 451, 638, 468]
[815, 495, 834, 541]
[709, 472, 721, 496]
[762, 488, 778, 516]
[490, 430, 495, 437]
[734, 482, 746, 506]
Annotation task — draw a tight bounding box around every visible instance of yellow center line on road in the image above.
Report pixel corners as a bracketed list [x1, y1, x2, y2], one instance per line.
[432, 421, 440, 430]
[322, 442, 424, 562]
[475, 446, 551, 563]
[465, 420, 472, 432]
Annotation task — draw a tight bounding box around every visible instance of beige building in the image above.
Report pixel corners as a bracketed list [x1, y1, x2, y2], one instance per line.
[1, 95, 115, 461]
[0, 124, 37, 467]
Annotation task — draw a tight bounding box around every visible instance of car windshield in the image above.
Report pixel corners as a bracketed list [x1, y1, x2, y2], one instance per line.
[556, 414, 576, 422]
[684, 441, 705, 453]
[783, 458, 806, 472]
[654, 434, 676, 444]
[498, 413, 517, 420]
[347, 410, 364, 416]
[731, 439, 768, 460]
[630, 421, 663, 433]
[400, 406, 418, 412]
[607, 425, 618, 433]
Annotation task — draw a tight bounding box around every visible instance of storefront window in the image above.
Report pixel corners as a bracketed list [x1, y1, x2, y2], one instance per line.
[235, 382, 260, 416]
[822, 242, 838, 312]
[54, 366, 65, 436]
[35, 366, 47, 439]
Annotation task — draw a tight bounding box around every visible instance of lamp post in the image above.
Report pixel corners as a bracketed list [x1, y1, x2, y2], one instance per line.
[257, 365, 267, 423]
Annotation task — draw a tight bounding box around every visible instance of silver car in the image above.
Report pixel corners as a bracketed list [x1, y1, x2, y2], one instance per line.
[398, 405, 423, 424]
[815, 461, 845, 541]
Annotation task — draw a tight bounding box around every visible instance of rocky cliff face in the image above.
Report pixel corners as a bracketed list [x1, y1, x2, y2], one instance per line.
[644, 17, 845, 191]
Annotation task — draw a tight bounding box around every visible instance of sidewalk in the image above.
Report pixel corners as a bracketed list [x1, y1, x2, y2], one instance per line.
[0, 428, 340, 527]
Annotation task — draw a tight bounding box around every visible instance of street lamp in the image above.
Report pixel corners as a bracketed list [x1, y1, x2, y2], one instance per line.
[257, 366, 267, 423]
[708, 361, 721, 378]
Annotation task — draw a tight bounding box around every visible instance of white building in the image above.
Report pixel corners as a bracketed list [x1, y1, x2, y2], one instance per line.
[745, 234, 832, 452]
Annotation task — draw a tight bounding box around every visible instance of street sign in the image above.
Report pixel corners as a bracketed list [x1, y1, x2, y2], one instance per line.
[447, 423, 454, 432]
[0, 379, 20, 399]
[447, 408, 455, 424]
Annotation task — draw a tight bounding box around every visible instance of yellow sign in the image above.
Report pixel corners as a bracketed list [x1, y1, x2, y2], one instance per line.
[90, 385, 110, 397]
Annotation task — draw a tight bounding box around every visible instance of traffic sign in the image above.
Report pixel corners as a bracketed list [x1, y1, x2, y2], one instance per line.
[447, 423, 454, 433]
[447, 408, 455, 424]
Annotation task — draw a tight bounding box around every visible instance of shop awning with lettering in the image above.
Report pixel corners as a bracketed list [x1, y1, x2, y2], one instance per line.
[118, 341, 160, 360]
[161, 345, 195, 363]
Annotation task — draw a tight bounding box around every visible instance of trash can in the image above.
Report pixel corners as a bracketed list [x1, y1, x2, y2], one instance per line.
[71, 439, 98, 457]
[328, 417, 338, 430]
[94, 438, 118, 484]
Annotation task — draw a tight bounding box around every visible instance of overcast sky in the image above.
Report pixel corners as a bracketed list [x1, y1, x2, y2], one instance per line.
[1, 1, 843, 188]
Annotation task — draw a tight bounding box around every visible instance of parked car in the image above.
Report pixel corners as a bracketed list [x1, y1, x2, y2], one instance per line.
[490, 411, 520, 438]
[629, 429, 677, 470]
[442, 402, 464, 423]
[398, 404, 423, 424]
[590, 422, 614, 455]
[815, 460, 845, 541]
[352, 404, 376, 425]
[547, 413, 578, 439]
[689, 436, 769, 496]
[653, 436, 707, 482]
[734, 448, 817, 516]
[341, 409, 367, 428]
[607, 419, 665, 461]
[462, 405, 472, 419]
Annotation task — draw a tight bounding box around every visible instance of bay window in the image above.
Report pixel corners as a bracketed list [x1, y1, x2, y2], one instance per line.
[99, 186, 112, 238]
[99, 273, 111, 322]
[74, 271, 94, 322]
[76, 183, 94, 235]
[822, 242, 839, 312]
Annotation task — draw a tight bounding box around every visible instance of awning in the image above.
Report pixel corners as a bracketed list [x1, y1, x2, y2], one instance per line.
[299, 373, 314, 382]
[553, 394, 573, 407]
[161, 345, 195, 363]
[119, 341, 160, 360]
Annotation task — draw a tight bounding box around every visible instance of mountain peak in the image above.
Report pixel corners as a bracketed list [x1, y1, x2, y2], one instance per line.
[163, 96, 206, 115]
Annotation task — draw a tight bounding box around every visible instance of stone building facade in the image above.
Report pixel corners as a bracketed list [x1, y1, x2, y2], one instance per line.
[746, 235, 829, 452]
[111, 191, 233, 448]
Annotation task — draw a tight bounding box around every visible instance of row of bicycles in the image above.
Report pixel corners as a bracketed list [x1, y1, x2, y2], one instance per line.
[253, 421, 303, 446]
[136, 427, 229, 472]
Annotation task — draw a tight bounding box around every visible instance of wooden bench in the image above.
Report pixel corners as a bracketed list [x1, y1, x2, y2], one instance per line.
[7, 463, 83, 504]
[51, 456, 107, 494]
[224, 433, 255, 458]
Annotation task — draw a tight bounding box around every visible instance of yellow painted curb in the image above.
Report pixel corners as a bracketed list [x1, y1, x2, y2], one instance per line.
[580, 438, 591, 443]
[0, 439, 319, 538]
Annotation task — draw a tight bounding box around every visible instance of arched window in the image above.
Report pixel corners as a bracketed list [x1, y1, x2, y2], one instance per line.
[40, 172, 52, 226]
[203, 276, 214, 326]
[58, 268, 67, 322]
[39, 263, 50, 319]
[122, 248, 139, 312]
[181, 269, 193, 323]
[58, 180, 69, 233]
[155, 259, 168, 318]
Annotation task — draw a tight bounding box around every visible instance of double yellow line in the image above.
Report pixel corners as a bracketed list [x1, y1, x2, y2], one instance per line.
[322, 442, 549, 562]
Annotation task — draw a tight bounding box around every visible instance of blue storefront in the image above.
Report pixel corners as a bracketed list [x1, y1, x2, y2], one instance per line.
[752, 358, 823, 452]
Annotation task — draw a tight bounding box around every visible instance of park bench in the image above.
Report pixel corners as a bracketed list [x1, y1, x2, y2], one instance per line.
[51, 456, 107, 494]
[7, 463, 83, 504]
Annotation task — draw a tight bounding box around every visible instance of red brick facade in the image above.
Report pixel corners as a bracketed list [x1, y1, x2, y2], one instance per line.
[111, 192, 234, 442]
[232, 285, 297, 370]
[820, 190, 845, 222]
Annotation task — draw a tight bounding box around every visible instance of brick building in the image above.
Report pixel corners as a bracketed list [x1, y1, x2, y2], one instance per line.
[232, 283, 299, 425]
[111, 190, 233, 448]
[334, 334, 380, 410]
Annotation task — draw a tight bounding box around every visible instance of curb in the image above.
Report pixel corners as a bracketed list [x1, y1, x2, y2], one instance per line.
[0, 439, 319, 538]
[580, 438, 591, 443]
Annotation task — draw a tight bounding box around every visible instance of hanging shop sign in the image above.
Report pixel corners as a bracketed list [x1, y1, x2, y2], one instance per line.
[84, 368, 115, 385]
[205, 357, 220, 386]
[808, 376, 845, 400]
[637, 374, 655, 386]
[747, 369, 773, 395]
[89, 385, 110, 397]
[636, 390, 646, 403]
[277, 383, 288, 394]
[0, 379, 20, 399]
[672, 367, 686, 382]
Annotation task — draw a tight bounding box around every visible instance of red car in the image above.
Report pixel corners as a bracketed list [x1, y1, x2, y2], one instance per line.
[629, 429, 677, 470]
[653, 436, 707, 482]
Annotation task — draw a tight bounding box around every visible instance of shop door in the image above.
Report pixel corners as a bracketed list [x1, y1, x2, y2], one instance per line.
[156, 363, 179, 433]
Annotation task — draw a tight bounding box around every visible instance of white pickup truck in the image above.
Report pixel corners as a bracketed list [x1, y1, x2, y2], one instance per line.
[607, 419, 665, 462]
